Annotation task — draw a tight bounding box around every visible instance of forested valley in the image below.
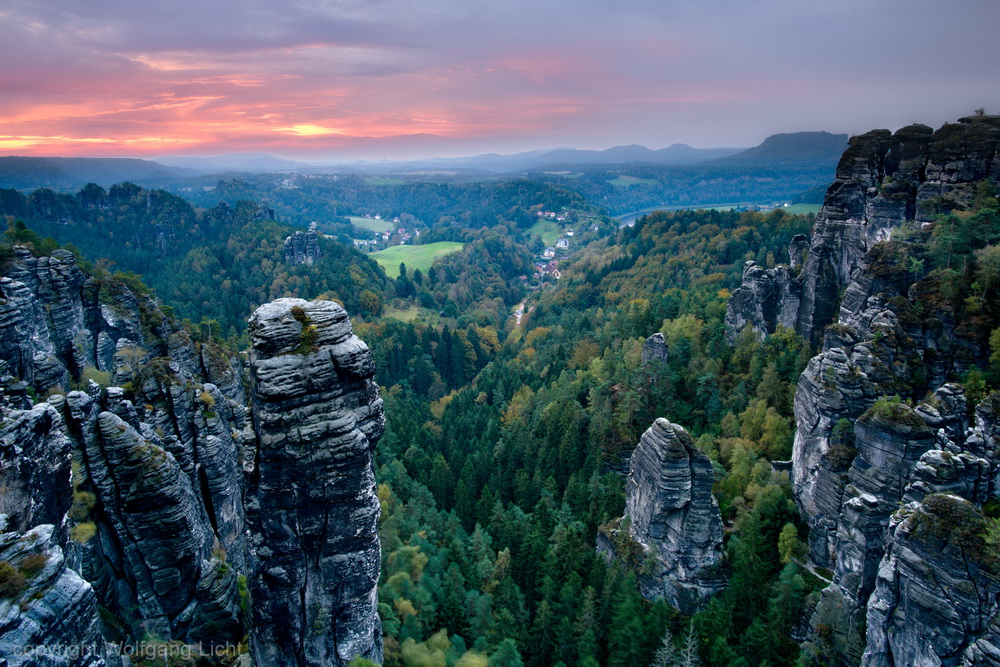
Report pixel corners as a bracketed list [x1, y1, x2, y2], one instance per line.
[1, 186, 825, 664]
[3, 152, 1000, 665]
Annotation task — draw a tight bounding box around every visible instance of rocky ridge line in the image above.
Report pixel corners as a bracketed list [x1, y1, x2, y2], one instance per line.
[726, 116, 1000, 345]
[725, 116, 1000, 665]
[0, 245, 387, 665]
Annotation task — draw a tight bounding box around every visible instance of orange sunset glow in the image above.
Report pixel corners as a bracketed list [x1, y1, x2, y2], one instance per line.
[2, 0, 997, 159]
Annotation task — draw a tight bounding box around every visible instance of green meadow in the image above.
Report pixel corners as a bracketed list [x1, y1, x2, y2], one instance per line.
[349, 216, 395, 233]
[370, 241, 465, 277]
[528, 219, 563, 246]
[780, 203, 822, 214]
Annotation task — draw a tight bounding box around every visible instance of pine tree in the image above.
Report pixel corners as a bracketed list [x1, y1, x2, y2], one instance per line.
[488, 639, 524, 667]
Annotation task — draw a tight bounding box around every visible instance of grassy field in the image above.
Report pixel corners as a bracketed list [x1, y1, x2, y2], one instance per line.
[608, 175, 659, 187]
[349, 216, 394, 233]
[780, 204, 822, 215]
[528, 219, 562, 246]
[371, 242, 465, 277]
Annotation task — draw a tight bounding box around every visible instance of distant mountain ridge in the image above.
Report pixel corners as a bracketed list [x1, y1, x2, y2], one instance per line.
[0, 131, 849, 188]
[416, 143, 745, 172]
[0, 156, 190, 188]
[717, 131, 849, 166]
[152, 153, 319, 173]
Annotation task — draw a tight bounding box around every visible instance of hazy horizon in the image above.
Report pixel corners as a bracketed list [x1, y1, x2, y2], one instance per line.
[3, 0, 998, 160]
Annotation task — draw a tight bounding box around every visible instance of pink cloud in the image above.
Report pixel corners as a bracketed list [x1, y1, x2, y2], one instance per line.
[0, 0, 997, 157]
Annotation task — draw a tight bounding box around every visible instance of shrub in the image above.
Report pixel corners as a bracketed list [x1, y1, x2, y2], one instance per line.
[198, 390, 215, 408]
[867, 241, 908, 278]
[79, 366, 112, 388]
[70, 522, 97, 544]
[0, 561, 26, 598]
[914, 493, 1000, 574]
[860, 395, 929, 431]
[70, 490, 97, 521]
[826, 445, 857, 472]
[237, 574, 249, 618]
[19, 554, 48, 577]
[297, 324, 320, 355]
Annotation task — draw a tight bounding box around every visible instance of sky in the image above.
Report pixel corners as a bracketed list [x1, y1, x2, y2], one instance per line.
[2, 0, 998, 160]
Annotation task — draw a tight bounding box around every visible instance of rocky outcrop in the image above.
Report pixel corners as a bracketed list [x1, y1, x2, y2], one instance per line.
[0, 248, 90, 393]
[247, 298, 384, 666]
[0, 246, 240, 398]
[863, 494, 1000, 666]
[0, 523, 107, 667]
[798, 384, 1000, 666]
[64, 392, 242, 646]
[724, 262, 800, 342]
[0, 247, 387, 662]
[0, 398, 73, 537]
[795, 331, 1000, 661]
[600, 418, 725, 614]
[903, 450, 990, 506]
[641, 332, 669, 365]
[726, 118, 1000, 345]
[790, 312, 922, 564]
[0, 246, 252, 657]
[737, 117, 1000, 664]
[804, 396, 937, 663]
[284, 222, 321, 266]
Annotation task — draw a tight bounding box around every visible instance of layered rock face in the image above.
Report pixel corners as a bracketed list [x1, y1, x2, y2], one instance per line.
[726, 117, 1000, 346]
[0, 524, 107, 667]
[284, 222, 322, 266]
[0, 397, 73, 538]
[863, 494, 1000, 667]
[726, 117, 1000, 665]
[0, 247, 252, 659]
[247, 298, 384, 666]
[65, 392, 243, 645]
[601, 418, 725, 614]
[804, 394, 943, 664]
